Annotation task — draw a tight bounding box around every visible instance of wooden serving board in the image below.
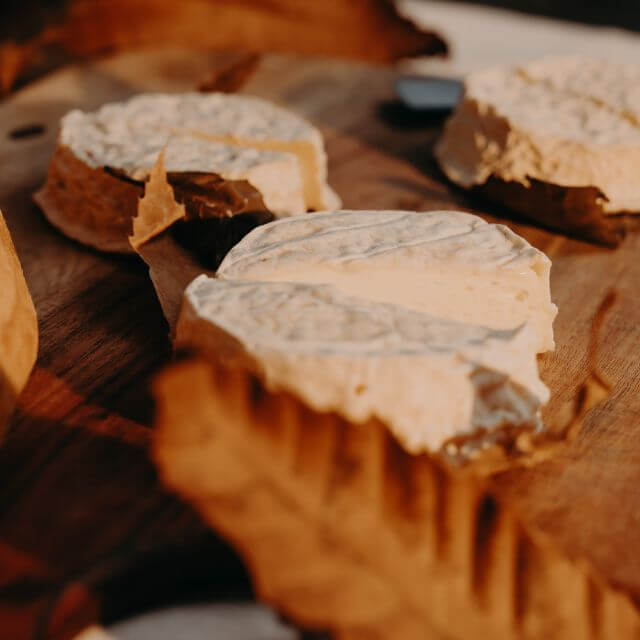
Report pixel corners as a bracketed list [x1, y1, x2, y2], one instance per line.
[1, 48, 639, 639]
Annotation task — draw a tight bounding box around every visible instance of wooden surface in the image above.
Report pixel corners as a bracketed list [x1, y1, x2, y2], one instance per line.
[0, 48, 639, 638]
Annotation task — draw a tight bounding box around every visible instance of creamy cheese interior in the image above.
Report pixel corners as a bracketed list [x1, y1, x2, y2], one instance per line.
[217, 210, 557, 353]
[180, 277, 548, 453]
[187, 131, 340, 212]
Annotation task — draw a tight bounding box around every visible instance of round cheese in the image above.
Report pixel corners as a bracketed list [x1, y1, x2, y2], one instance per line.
[436, 56, 640, 214]
[218, 209, 557, 353]
[36, 92, 340, 252]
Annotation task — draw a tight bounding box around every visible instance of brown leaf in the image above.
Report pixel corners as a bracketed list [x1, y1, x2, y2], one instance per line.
[129, 153, 203, 331]
[130, 153, 272, 333]
[151, 292, 619, 636]
[153, 358, 639, 639]
[0, 41, 35, 94]
[0, 212, 38, 434]
[1, 0, 446, 93]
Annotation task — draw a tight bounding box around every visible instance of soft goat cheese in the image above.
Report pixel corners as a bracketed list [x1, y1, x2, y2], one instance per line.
[435, 56, 640, 214]
[179, 277, 548, 453]
[217, 210, 557, 353]
[60, 92, 340, 215]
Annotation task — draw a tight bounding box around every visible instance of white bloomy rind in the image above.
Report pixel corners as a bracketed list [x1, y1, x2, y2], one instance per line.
[60, 92, 341, 215]
[180, 277, 548, 453]
[435, 56, 640, 214]
[218, 210, 557, 353]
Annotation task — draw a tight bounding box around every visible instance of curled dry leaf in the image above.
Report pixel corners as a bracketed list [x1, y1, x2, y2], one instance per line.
[0, 40, 37, 94]
[153, 357, 637, 639]
[152, 292, 617, 636]
[129, 152, 187, 251]
[130, 153, 272, 332]
[129, 154, 202, 331]
[0, 0, 447, 94]
[0, 212, 38, 431]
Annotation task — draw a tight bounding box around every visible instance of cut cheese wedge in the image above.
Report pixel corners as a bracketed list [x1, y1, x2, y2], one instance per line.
[217, 210, 557, 353]
[177, 277, 548, 453]
[62, 92, 338, 211]
[435, 57, 640, 242]
[36, 93, 339, 253]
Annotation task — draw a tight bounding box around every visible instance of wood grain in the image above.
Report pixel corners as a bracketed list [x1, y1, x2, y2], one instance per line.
[1, 48, 640, 636]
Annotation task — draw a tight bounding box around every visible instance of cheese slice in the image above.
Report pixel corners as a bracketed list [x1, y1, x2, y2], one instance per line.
[60, 92, 339, 213]
[435, 56, 640, 214]
[217, 210, 557, 353]
[178, 277, 548, 453]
